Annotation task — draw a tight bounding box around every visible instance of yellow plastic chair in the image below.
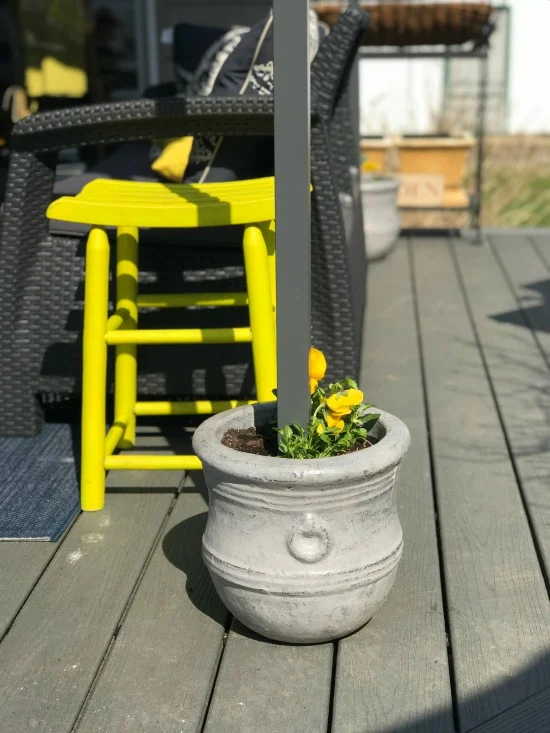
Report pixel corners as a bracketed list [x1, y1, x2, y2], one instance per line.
[47, 177, 277, 511]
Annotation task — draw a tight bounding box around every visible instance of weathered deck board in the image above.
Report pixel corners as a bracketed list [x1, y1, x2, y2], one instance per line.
[454, 234, 550, 584]
[203, 621, 333, 733]
[0, 542, 58, 638]
[0, 452, 184, 733]
[75, 476, 227, 733]
[469, 686, 550, 733]
[413, 237, 550, 732]
[2, 234, 550, 733]
[332, 242, 454, 733]
[488, 232, 550, 364]
[529, 231, 550, 277]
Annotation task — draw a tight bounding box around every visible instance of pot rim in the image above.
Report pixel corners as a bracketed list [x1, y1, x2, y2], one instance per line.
[360, 177, 399, 193]
[193, 402, 411, 488]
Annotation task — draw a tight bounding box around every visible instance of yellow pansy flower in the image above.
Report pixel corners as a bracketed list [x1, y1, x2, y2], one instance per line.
[361, 160, 381, 174]
[326, 412, 345, 432]
[329, 406, 351, 419]
[326, 388, 363, 415]
[309, 347, 327, 393]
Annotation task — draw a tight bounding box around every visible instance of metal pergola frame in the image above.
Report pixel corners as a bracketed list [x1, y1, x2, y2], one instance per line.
[358, 32, 493, 241]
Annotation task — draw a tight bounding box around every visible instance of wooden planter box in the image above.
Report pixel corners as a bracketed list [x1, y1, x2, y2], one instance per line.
[360, 137, 392, 172]
[314, 3, 493, 47]
[396, 134, 475, 208]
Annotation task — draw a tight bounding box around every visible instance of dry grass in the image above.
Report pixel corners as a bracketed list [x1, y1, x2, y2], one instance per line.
[482, 135, 550, 228]
[399, 135, 550, 229]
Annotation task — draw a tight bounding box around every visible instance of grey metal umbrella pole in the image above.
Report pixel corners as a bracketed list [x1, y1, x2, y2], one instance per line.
[273, 0, 312, 430]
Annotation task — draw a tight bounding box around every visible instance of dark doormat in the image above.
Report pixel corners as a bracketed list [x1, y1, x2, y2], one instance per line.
[0, 424, 79, 541]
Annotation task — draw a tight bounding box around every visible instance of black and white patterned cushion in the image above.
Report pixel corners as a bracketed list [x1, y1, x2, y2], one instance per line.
[172, 23, 228, 92]
[185, 10, 325, 184]
[190, 25, 250, 97]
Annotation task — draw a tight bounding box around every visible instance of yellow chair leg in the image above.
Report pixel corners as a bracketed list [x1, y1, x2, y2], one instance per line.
[262, 220, 277, 311]
[243, 224, 277, 403]
[81, 227, 110, 511]
[114, 226, 139, 448]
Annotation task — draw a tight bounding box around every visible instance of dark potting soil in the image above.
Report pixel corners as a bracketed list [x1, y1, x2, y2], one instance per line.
[222, 426, 373, 458]
[222, 426, 279, 456]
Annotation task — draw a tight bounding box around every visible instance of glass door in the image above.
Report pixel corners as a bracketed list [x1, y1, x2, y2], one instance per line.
[88, 0, 148, 100]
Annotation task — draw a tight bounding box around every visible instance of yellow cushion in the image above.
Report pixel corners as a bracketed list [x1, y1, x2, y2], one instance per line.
[151, 137, 194, 182]
[26, 57, 88, 98]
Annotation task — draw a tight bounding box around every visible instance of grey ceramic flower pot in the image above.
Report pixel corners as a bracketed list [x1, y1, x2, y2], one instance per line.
[361, 177, 401, 261]
[193, 402, 410, 644]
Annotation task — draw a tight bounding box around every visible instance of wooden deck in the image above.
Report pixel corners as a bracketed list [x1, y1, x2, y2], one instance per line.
[1, 232, 550, 733]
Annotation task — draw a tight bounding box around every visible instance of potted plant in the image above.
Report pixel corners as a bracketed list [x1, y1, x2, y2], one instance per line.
[193, 348, 410, 644]
[360, 158, 401, 261]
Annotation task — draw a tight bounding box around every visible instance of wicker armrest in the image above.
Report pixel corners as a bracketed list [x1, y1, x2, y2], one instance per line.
[11, 96, 278, 154]
[311, 7, 369, 115]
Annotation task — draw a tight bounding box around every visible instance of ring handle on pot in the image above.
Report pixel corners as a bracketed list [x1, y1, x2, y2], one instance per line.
[286, 513, 330, 564]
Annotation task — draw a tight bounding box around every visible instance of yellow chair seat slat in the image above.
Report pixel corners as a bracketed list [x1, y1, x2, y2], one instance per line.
[82, 176, 276, 199]
[82, 176, 275, 195]
[47, 176, 276, 228]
